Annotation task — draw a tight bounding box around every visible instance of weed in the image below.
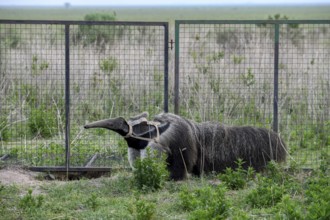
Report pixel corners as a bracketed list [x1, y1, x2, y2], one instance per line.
[232, 55, 244, 64]
[31, 55, 49, 76]
[246, 174, 286, 208]
[179, 184, 230, 219]
[132, 148, 169, 192]
[206, 51, 225, 63]
[19, 189, 44, 213]
[21, 84, 38, 107]
[241, 67, 255, 87]
[218, 159, 255, 190]
[76, 12, 124, 47]
[275, 195, 305, 220]
[117, 138, 128, 157]
[129, 195, 157, 220]
[0, 184, 5, 204]
[85, 192, 100, 211]
[28, 106, 58, 138]
[305, 173, 330, 219]
[100, 57, 118, 74]
[0, 28, 21, 48]
[319, 150, 330, 173]
[0, 116, 9, 141]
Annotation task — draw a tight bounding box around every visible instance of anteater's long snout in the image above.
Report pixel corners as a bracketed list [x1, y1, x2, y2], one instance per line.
[84, 119, 113, 129]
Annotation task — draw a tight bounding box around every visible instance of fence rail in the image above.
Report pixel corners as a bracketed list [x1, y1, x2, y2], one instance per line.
[1, 19, 329, 171]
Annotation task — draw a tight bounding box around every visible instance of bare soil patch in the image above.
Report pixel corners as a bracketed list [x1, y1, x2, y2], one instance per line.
[0, 167, 42, 187]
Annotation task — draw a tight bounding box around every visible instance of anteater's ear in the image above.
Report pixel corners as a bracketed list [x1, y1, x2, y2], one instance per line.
[128, 112, 149, 121]
[84, 117, 129, 136]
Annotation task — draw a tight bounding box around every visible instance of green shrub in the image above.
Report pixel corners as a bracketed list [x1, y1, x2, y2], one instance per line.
[20, 84, 38, 107]
[275, 195, 305, 220]
[132, 148, 169, 191]
[232, 55, 244, 64]
[19, 189, 44, 213]
[0, 116, 9, 141]
[31, 55, 49, 76]
[257, 14, 299, 29]
[218, 159, 255, 190]
[319, 150, 330, 173]
[129, 196, 157, 220]
[0, 28, 21, 48]
[9, 142, 66, 166]
[100, 57, 118, 74]
[263, 160, 288, 184]
[28, 106, 58, 138]
[241, 67, 255, 87]
[85, 193, 99, 211]
[305, 173, 330, 219]
[246, 175, 286, 208]
[263, 161, 302, 195]
[76, 13, 124, 47]
[179, 184, 230, 219]
[117, 138, 128, 157]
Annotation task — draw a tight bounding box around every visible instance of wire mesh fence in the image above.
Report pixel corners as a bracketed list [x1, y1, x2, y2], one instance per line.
[278, 23, 330, 168]
[1, 19, 329, 171]
[0, 21, 168, 169]
[175, 20, 330, 169]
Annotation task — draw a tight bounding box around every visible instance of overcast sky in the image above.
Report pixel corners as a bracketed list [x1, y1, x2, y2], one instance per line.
[1, 0, 329, 6]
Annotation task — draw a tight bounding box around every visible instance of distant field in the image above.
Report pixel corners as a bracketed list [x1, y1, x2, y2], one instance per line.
[0, 5, 330, 22]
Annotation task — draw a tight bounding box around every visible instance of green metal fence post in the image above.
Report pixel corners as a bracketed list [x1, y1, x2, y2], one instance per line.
[65, 24, 70, 177]
[273, 23, 279, 133]
[174, 21, 180, 114]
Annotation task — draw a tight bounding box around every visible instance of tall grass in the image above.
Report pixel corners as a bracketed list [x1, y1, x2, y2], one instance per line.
[177, 23, 330, 167]
[0, 21, 329, 168]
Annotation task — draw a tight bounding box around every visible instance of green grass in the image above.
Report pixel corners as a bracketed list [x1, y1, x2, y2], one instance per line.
[0, 5, 330, 22]
[1, 163, 329, 220]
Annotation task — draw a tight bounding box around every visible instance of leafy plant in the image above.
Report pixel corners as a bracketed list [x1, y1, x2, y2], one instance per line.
[0, 28, 21, 48]
[76, 13, 124, 47]
[31, 55, 49, 76]
[233, 55, 244, 64]
[305, 173, 330, 219]
[218, 159, 255, 190]
[246, 175, 286, 208]
[206, 51, 225, 63]
[85, 192, 99, 211]
[129, 195, 157, 220]
[19, 189, 44, 213]
[179, 184, 230, 219]
[319, 150, 330, 173]
[0, 116, 9, 141]
[28, 106, 58, 138]
[100, 56, 118, 74]
[275, 195, 305, 220]
[20, 84, 38, 107]
[241, 67, 255, 87]
[132, 148, 169, 191]
[257, 14, 299, 29]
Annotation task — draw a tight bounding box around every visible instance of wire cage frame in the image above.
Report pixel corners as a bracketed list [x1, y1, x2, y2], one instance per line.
[1, 19, 329, 173]
[0, 20, 169, 172]
[174, 20, 330, 169]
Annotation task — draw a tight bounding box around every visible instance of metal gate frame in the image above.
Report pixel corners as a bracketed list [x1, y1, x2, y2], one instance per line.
[174, 20, 330, 169]
[174, 20, 330, 132]
[0, 20, 169, 173]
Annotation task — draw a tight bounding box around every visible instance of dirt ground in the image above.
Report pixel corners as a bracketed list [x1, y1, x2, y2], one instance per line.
[0, 167, 42, 187]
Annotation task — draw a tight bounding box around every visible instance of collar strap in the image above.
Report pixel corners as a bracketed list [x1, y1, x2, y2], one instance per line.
[124, 119, 161, 143]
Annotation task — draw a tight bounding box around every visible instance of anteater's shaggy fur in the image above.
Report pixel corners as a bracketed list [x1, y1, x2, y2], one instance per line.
[151, 113, 287, 180]
[84, 112, 287, 180]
